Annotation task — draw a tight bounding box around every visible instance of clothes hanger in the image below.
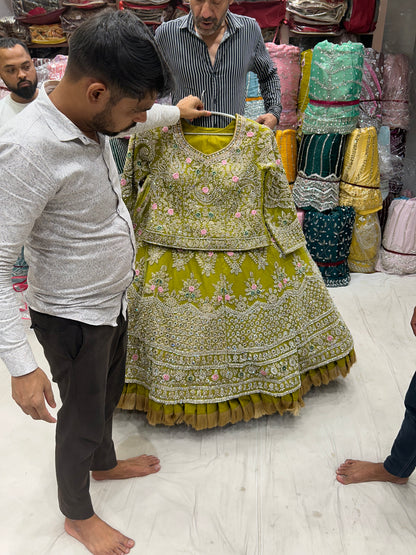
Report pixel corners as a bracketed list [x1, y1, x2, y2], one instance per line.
[183, 109, 236, 136]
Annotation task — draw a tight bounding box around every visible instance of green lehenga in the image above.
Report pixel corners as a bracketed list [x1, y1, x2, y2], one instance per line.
[118, 116, 355, 429]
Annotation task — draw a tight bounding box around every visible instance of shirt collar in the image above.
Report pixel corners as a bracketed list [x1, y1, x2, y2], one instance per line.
[37, 81, 97, 144]
[181, 10, 243, 36]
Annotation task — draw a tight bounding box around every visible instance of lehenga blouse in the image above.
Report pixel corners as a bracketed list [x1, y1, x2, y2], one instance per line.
[122, 114, 306, 254]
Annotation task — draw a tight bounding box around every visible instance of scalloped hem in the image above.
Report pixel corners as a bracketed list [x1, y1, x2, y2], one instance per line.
[117, 351, 356, 430]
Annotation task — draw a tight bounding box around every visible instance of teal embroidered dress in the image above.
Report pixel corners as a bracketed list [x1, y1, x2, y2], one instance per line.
[118, 115, 355, 429]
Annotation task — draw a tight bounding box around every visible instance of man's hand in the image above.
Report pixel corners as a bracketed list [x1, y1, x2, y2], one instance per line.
[411, 306, 416, 337]
[11, 367, 57, 423]
[176, 95, 211, 121]
[256, 113, 278, 130]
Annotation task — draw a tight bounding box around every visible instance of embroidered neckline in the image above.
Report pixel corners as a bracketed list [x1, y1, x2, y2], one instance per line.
[173, 113, 245, 163]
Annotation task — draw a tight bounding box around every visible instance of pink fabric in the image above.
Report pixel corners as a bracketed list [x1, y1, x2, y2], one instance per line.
[266, 43, 301, 130]
[382, 54, 410, 130]
[376, 198, 416, 275]
[46, 55, 68, 80]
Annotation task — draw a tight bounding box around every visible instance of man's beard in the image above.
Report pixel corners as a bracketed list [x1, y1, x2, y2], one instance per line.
[7, 76, 38, 100]
[91, 106, 133, 137]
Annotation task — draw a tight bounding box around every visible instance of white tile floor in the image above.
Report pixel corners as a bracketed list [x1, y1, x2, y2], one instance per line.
[1, 272, 416, 555]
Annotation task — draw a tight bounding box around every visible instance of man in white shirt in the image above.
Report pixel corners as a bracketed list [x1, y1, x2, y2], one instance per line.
[0, 37, 39, 126]
[0, 10, 208, 555]
[0, 38, 39, 304]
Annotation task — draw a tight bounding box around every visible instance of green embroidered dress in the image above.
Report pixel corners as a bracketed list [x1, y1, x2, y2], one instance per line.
[118, 115, 355, 429]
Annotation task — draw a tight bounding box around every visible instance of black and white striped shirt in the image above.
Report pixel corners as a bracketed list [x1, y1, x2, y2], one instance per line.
[155, 11, 282, 127]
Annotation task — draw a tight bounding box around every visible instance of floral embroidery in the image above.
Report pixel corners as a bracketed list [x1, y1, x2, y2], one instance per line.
[172, 172, 179, 180]
[232, 176, 239, 182]
[186, 157, 192, 163]
[246, 131, 254, 137]
[162, 127, 168, 133]
[168, 208, 174, 215]
[121, 116, 354, 407]
[202, 187, 209, 194]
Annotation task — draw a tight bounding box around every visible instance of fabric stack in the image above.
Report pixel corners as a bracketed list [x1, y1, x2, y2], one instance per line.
[358, 47, 383, 131]
[375, 198, 416, 275]
[286, 0, 348, 35]
[377, 53, 411, 233]
[296, 48, 313, 135]
[339, 127, 382, 273]
[266, 43, 301, 130]
[292, 40, 372, 286]
[12, 0, 67, 44]
[120, 0, 176, 28]
[61, 0, 114, 39]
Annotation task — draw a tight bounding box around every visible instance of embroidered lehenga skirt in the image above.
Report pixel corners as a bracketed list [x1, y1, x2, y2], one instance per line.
[118, 116, 355, 429]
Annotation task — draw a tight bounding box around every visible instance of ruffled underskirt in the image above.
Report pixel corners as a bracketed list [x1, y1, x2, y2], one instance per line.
[118, 350, 355, 430]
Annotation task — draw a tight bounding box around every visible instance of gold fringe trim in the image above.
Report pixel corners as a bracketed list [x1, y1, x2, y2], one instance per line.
[117, 350, 356, 431]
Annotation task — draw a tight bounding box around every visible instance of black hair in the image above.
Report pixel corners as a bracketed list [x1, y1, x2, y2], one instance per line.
[65, 9, 173, 101]
[0, 37, 30, 54]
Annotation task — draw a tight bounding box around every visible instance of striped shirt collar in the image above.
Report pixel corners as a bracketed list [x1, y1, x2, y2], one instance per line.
[178, 10, 244, 36]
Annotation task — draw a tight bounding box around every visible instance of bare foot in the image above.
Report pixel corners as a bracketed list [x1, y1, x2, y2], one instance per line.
[336, 459, 408, 485]
[65, 514, 134, 555]
[92, 455, 161, 481]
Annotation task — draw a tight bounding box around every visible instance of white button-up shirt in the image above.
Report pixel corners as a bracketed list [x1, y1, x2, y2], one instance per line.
[0, 82, 179, 377]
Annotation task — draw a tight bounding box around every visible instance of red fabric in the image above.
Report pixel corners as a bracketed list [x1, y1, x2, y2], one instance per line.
[229, 1, 286, 29]
[343, 0, 379, 34]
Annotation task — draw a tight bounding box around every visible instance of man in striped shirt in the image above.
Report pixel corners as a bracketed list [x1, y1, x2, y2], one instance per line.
[155, 0, 282, 129]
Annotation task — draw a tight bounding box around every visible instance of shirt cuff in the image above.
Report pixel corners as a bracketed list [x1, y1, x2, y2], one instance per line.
[267, 105, 282, 121]
[1, 343, 38, 377]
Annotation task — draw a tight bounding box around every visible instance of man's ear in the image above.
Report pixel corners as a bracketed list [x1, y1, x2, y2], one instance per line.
[86, 81, 111, 106]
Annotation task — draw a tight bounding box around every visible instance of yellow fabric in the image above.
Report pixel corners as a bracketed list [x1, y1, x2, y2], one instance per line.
[275, 129, 298, 188]
[297, 49, 313, 136]
[339, 127, 383, 215]
[119, 116, 356, 430]
[181, 118, 235, 153]
[122, 114, 306, 253]
[118, 351, 356, 430]
[297, 49, 313, 114]
[348, 212, 381, 273]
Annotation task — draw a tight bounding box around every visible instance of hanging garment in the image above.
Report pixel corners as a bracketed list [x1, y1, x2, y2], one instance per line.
[303, 40, 364, 135]
[275, 129, 298, 188]
[382, 54, 410, 130]
[244, 71, 265, 121]
[376, 197, 416, 275]
[348, 212, 381, 273]
[265, 43, 301, 130]
[118, 114, 355, 429]
[303, 206, 355, 287]
[292, 133, 346, 211]
[358, 48, 383, 131]
[339, 127, 382, 215]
